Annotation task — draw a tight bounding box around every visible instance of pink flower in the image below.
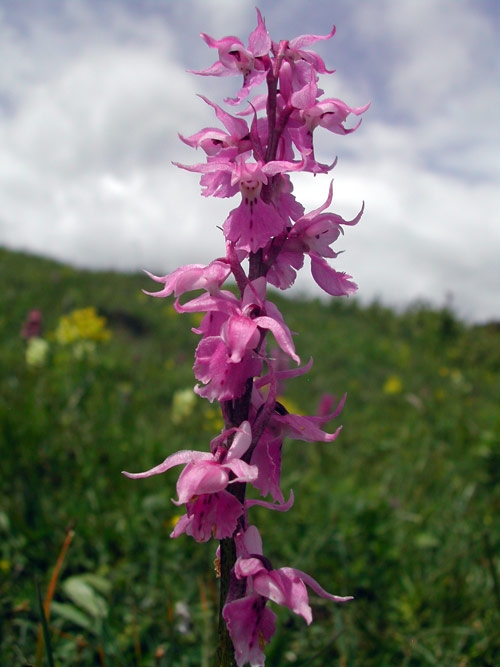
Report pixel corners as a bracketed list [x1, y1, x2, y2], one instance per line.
[287, 182, 364, 258]
[122, 422, 257, 541]
[179, 96, 251, 156]
[279, 25, 337, 74]
[223, 594, 276, 667]
[175, 280, 300, 401]
[175, 154, 304, 252]
[267, 182, 364, 295]
[143, 259, 231, 299]
[271, 397, 345, 442]
[242, 525, 353, 610]
[223, 526, 352, 665]
[194, 335, 262, 402]
[193, 9, 271, 105]
[122, 421, 255, 491]
[171, 491, 245, 542]
[288, 71, 370, 136]
[222, 161, 286, 252]
[223, 157, 305, 252]
[301, 96, 370, 136]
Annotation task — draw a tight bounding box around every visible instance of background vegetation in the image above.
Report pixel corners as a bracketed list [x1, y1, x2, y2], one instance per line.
[1, 247, 499, 666]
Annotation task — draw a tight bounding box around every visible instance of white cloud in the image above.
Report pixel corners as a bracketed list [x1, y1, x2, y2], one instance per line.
[0, 0, 498, 322]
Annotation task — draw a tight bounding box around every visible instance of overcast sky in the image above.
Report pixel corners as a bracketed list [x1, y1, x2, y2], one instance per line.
[1, 0, 499, 322]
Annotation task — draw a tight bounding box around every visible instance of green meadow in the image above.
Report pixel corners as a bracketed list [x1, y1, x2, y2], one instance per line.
[1, 246, 499, 666]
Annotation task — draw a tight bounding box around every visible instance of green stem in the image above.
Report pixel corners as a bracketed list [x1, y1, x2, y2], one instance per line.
[215, 538, 238, 666]
[215, 481, 247, 666]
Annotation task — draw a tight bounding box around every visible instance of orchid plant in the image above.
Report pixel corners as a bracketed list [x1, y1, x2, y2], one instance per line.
[124, 10, 367, 666]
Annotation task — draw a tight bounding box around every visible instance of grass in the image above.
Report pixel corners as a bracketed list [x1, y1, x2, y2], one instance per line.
[1, 246, 499, 665]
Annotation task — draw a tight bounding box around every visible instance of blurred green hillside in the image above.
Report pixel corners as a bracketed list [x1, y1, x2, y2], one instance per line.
[1, 247, 499, 666]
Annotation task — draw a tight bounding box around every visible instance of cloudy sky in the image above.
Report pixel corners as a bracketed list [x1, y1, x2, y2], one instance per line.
[1, 0, 499, 322]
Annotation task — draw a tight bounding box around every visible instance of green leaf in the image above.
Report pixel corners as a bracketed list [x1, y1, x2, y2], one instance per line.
[414, 532, 440, 549]
[62, 576, 108, 619]
[50, 601, 93, 631]
[76, 572, 112, 597]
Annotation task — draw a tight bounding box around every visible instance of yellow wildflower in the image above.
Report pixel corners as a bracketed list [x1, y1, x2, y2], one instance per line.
[53, 307, 111, 345]
[383, 375, 403, 395]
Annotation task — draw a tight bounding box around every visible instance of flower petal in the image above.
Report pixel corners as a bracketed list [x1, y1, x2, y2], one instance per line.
[175, 461, 229, 503]
[122, 450, 211, 479]
[223, 595, 276, 667]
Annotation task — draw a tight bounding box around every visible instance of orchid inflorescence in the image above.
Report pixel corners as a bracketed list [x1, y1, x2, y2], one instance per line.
[124, 9, 367, 666]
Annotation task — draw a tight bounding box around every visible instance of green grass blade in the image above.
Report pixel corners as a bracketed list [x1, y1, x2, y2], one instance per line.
[36, 579, 55, 667]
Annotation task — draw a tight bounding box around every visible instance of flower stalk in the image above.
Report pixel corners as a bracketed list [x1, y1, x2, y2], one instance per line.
[124, 9, 367, 666]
